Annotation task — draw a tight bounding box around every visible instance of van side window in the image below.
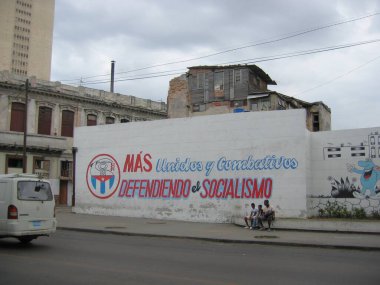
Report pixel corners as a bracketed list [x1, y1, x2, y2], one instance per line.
[17, 181, 53, 201]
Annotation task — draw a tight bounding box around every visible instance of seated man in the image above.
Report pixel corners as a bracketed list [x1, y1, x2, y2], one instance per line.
[258, 199, 275, 231]
[243, 203, 258, 229]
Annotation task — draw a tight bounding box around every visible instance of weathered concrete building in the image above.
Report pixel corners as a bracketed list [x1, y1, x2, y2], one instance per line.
[168, 65, 331, 132]
[0, 71, 167, 205]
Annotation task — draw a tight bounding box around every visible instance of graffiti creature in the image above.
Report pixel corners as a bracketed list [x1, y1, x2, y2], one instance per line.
[348, 159, 380, 197]
[329, 177, 358, 198]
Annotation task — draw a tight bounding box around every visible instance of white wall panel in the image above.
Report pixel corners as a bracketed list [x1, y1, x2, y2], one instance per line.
[74, 110, 309, 222]
[309, 128, 380, 216]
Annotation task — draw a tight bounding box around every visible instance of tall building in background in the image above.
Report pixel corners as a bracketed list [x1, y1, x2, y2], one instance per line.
[0, 0, 55, 80]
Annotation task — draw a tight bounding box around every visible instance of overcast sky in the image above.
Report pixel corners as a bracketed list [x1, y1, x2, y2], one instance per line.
[51, 0, 380, 130]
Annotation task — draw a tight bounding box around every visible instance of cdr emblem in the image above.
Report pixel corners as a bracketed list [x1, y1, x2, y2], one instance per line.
[86, 154, 120, 199]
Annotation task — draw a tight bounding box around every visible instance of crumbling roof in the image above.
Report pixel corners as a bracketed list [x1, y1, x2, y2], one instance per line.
[274, 92, 331, 112]
[187, 64, 277, 85]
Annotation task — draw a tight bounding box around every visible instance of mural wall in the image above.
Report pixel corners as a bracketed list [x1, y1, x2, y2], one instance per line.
[308, 129, 380, 216]
[74, 110, 309, 222]
[74, 109, 380, 222]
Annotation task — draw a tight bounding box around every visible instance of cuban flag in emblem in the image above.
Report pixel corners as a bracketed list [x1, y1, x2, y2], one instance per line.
[87, 155, 120, 199]
[91, 174, 115, 194]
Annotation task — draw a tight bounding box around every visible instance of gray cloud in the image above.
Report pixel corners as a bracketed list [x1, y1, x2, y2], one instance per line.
[52, 0, 380, 130]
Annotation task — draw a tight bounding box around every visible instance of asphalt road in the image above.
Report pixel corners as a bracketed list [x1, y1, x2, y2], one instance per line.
[0, 230, 379, 285]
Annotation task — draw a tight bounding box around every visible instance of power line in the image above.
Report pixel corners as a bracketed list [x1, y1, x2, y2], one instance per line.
[231, 39, 380, 65]
[117, 12, 380, 74]
[294, 54, 380, 96]
[80, 38, 380, 85]
[83, 71, 184, 85]
[83, 69, 186, 84]
[58, 11, 380, 83]
[111, 68, 185, 82]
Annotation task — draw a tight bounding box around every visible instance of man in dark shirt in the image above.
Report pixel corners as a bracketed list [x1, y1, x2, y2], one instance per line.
[258, 199, 274, 231]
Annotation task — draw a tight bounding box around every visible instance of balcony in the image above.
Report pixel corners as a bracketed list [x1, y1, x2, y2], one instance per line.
[0, 131, 71, 154]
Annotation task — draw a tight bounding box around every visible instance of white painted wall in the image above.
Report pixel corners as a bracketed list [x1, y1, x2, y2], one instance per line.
[74, 110, 308, 222]
[309, 128, 380, 216]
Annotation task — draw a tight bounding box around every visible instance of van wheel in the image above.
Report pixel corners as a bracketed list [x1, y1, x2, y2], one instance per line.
[18, 236, 35, 244]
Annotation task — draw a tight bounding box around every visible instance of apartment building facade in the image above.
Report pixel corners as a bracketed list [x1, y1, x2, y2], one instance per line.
[0, 71, 167, 205]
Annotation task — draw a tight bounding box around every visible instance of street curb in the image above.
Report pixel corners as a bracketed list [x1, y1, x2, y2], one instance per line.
[232, 223, 380, 235]
[57, 227, 380, 252]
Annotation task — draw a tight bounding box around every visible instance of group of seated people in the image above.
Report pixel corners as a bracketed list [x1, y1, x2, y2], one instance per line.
[243, 200, 275, 232]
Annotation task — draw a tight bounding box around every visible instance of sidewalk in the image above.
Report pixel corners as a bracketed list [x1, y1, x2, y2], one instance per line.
[55, 207, 380, 251]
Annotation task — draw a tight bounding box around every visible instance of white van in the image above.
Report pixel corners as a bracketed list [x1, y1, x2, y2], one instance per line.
[0, 173, 57, 243]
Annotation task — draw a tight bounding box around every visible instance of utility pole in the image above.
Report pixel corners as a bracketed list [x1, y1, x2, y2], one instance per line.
[110, 60, 115, 93]
[22, 79, 29, 173]
[72, 147, 77, 206]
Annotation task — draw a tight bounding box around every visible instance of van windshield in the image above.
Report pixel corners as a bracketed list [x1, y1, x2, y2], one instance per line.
[17, 181, 53, 201]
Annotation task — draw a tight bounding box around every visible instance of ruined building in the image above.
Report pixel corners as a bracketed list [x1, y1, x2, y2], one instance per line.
[168, 65, 331, 132]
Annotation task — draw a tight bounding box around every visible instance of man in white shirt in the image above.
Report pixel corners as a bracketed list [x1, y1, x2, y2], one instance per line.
[243, 203, 258, 229]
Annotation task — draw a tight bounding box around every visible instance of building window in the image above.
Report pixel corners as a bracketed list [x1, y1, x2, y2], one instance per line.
[235, 69, 241, 83]
[106, 117, 115, 124]
[87, 114, 97, 126]
[61, 161, 73, 180]
[61, 110, 74, 137]
[33, 158, 50, 179]
[312, 112, 320, 132]
[10, 102, 25, 132]
[197, 73, 205, 89]
[6, 155, 23, 174]
[214, 71, 224, 98]
[38, 106, 52, 135]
